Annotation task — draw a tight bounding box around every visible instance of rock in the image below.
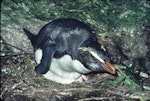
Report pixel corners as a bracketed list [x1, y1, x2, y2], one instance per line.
[1, 25, 33, 55]
[1, 1, 46, 56]
[104, 26, 150, 74]
[1, 16, 46, 56]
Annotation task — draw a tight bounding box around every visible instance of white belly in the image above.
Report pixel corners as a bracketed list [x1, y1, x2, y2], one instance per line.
[35, 49, 91, 84]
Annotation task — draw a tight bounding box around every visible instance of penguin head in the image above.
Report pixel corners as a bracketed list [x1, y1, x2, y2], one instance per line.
[78, 47, 116, 74]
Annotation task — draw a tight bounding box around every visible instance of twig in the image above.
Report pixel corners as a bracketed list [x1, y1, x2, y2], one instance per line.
[1, 42, 26, 53]
[0, 51, 32, 57]
[77, 96, 116, 101]
[62, 87, 104, 92]
[0, 88, 8, 99]
[1, 81, 24, 99]
[11, 81, 24, 90]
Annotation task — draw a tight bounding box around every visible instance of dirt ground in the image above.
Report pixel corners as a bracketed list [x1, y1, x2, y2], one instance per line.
[1, 54, 150, 101]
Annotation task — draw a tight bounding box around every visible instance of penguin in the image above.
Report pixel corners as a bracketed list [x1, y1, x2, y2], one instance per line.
[23, 18, 115, 84]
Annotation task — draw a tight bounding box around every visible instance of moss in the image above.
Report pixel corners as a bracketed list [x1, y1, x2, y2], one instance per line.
[1, 0, 149, 35]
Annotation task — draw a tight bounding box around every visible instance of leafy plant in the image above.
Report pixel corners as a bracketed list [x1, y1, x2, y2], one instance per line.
[99, 65, 143, 91]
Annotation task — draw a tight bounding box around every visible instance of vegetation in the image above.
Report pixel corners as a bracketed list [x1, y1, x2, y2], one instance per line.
[1, 0, 150, 34]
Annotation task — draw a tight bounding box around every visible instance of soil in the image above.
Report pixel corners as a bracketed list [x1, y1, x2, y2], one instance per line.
[1, 54, 150, 101]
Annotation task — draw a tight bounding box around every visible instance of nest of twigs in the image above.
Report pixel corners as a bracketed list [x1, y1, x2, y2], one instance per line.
[1, 54, 150, 101]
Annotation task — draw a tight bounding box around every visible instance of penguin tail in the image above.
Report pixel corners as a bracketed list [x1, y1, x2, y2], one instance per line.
[23, 28, 34, 40]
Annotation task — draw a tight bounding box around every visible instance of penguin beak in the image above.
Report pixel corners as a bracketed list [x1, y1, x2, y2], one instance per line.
[101, 62, 116, 74]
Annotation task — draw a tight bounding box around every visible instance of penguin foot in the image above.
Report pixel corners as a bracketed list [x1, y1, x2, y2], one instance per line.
[76, 75, 88, 82]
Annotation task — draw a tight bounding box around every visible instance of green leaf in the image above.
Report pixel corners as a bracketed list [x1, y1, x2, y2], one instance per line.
[100, 75, 125, 87]
[98, 64, 143, 91]
[124, 78, 142, 91]
[117, 66, 143, 91]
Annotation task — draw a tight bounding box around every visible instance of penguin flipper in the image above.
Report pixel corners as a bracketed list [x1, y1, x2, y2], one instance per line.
[35, 46, 55, 74]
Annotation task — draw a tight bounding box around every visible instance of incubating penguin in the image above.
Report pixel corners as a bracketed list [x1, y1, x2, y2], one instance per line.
[23, 18, 115, 84]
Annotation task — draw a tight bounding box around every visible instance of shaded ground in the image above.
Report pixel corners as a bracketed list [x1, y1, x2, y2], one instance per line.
[1, 54, 150, 101]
